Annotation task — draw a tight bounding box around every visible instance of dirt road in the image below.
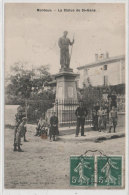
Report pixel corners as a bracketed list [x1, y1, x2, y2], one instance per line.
[4, 105, 125, 189]
[4, 126, 125, 189]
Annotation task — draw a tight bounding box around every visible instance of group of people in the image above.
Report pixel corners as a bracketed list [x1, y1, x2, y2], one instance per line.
[13, 108, 59, 152]
[75, 91, 118, 136]
[34, 111, 59, 142]
[92, 93, 117, 133]
[13, 91, 118, 151]
[92, 104, 117, 133]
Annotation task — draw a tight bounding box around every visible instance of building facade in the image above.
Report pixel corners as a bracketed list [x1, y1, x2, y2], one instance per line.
[77, 53, 125, 88]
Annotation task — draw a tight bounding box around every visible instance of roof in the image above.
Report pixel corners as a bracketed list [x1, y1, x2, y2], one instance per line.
[77, 55, 125, 70]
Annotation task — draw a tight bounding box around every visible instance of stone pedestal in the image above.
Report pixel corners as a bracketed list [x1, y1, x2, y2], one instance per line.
[55, 69, 79, 126]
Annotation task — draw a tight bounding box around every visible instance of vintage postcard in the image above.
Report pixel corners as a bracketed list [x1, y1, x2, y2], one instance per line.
[2, 0, 128, 195]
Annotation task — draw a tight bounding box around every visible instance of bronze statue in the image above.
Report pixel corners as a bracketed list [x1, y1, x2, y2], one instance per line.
[58, 31, 74, 69]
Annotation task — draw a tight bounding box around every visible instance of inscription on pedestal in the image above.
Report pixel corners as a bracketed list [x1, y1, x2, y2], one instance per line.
[58, 86, 63, 99]
[68, 86, 74, 98]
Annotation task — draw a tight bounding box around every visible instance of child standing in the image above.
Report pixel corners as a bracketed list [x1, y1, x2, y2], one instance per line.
[50, 111, 58, 141]
[97, 107, 104, 132]
[109, 106, 117, 133]
[102, 107, 107, 130]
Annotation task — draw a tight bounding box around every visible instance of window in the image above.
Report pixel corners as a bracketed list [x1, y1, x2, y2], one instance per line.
[104, 64, 107, 70]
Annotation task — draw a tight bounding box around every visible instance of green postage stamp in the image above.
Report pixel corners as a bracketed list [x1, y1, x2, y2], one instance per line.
[70, 156, 95, 186]
[70, 155, 122, 187]
[97, 156, 122, 186]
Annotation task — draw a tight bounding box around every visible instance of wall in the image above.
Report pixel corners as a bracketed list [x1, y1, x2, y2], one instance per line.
[78, 59, 125, 88]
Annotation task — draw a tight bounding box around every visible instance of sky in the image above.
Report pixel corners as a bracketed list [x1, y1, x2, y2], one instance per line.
[4, 3, 125, 75]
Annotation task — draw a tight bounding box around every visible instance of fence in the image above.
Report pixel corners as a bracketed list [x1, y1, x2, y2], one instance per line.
[25, 99, 55, 123]
[25, 99, 92, 127]
[46, 100, 92, 127]
[25, 94, 125, 127]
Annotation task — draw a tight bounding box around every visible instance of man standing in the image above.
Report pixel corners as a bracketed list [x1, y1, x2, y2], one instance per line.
[58, 31, 74, 69]
[75, 101, 88, 137]
[50, 112, 58, 141]
[111, 90, 117, 108]
[15, 117, 27, 152]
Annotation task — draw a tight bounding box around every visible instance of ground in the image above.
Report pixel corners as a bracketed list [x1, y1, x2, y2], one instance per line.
[4, 105, 125, 189]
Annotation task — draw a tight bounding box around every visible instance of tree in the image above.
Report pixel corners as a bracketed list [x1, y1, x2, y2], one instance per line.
[5, 62, 54, 104]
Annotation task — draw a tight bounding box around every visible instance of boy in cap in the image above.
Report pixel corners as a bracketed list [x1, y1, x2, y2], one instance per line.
[14, 117, 27, 152]
[15, 103, 28, 142]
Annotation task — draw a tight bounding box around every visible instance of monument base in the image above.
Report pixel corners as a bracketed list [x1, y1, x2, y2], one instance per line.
[46, 69, 79, 127]
[55, 69, 79, 126]
[59, 67, 73, 73]
[55, 71, 79, 101]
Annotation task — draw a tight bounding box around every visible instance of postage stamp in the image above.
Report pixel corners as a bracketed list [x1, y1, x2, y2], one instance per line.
[70, 154, 123, 187]
[70, 156, 94, 186]
[97, 156, 122, 186]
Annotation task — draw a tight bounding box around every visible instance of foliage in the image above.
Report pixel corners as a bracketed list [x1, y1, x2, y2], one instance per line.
[77, 86, 102, 109]
[5, 62, 55, 105]
[78, 84, 125, 110]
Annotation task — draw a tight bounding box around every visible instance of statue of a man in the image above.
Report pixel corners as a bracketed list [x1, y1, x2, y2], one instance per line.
[58, 31, 74, 69]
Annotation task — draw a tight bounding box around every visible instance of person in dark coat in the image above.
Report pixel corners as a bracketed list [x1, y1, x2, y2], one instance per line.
[75, 101, 88, 137]
[108, 90, 117, 109]
[111, 91, 117, 108]
[50, 112, 58, 141]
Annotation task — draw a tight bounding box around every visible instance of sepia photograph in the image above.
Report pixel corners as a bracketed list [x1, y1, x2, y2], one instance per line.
[3, 2, 127, 191]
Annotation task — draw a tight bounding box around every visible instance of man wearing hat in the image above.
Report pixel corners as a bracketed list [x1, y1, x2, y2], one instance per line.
[14, 117, 27, 152]
[58, 31, 74, 69]
[75, 101, 88, 137]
